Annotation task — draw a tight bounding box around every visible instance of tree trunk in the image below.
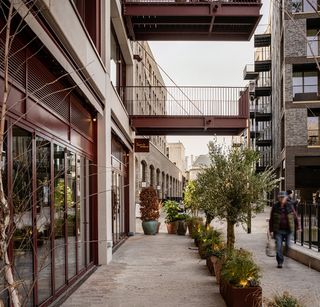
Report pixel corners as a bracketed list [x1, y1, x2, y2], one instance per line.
[205, 212, 214, 226]
[0, 2, 21, 306]
[227, 219, 235, 251]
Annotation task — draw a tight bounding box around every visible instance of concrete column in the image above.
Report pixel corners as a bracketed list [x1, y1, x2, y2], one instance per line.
[129, 151, 136, 233]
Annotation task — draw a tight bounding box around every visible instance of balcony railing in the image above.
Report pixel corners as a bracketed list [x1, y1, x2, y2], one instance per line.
[243, 64, 259, 80]
[294, 202, 320, 252]
[308, 129, 320, 146]
[121, 86, 248, 117]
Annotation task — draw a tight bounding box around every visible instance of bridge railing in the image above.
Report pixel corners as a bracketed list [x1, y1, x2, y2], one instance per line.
[120, 86, 249, 118]
[123, 0, 261, 4]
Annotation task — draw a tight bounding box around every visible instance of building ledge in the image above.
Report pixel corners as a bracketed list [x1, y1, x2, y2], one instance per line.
[288, 244, 320, 272]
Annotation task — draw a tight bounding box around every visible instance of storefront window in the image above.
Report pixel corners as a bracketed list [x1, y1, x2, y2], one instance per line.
[36, 137, 52, 303]
[54, 144, 66, 290]
[67, 151, 77, 279]
[308, 111, 320, 146]
[12, 126, 33, 307]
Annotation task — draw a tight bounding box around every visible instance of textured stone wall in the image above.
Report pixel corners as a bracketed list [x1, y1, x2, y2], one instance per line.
[284, 19, 307, 58]
[285, 108, 308, 146]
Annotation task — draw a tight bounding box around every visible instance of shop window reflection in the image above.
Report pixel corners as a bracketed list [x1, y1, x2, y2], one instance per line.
[36, 137, 52, 303]
[54, 145, 66, 290]
[12, 126, 33, 307]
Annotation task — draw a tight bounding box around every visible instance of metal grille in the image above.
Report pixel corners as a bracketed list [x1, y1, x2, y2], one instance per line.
[71, 96, 93, 138]
[27, 56, 70, 122]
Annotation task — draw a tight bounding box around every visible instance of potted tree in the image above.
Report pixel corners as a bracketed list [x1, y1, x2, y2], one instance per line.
[220, 249, 262, 307]
[163, 200, 179, 234]
[198, 142, 280, 251]
[140, 187, 160, 235]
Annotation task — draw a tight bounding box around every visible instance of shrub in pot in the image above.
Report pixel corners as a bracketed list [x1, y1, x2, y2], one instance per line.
[176, 213, 189, 235]
[187, 216, 204, 238]
[220, 249, 262, 307]
[140, 187, 160, 235]
[198, 226, 222, 260]
[211, 242, 226, 283]
[163, 200, 180, 234]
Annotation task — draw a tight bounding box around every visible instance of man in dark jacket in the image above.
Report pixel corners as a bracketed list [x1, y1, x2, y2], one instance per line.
[269, 191, 299, 268]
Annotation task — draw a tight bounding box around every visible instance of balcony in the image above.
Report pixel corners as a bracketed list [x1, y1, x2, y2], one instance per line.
[256, 139, 272, 147]
[254, 33, 271, 47]
[122, 86, 249, 135]
[254, 50, 271, 72]
[122, 0, 262, 41]
[255, 77, 272, 97]
[243, 64, 259, 80]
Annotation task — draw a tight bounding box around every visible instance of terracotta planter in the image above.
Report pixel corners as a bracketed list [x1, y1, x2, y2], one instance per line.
[198, 242, 207, 259]
[206, 256, 216, 276]
[166, 222, 177, 234]
[212, 256, 222, 284]
[177, 220, 187, 235]
[220, 282, 262, 307]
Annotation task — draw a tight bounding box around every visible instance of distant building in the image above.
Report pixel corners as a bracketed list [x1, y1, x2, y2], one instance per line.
[166, 142, 186, 173]
[187, 154, 211, 181]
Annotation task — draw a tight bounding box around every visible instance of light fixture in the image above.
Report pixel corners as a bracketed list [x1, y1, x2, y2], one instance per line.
[92, 117, 97, 122]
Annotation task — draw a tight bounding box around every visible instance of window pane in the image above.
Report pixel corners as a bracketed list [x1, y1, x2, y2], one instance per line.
[304, 71, 318, 85]
[36, 137, 52, 303]
[67, 151, 77, 279]
[292, 73, 303, 86]
[77, 156, 86, 271]
[54, 144, 66, 290]
[304, 0, 317, 11]
[12, 126, 33, 307]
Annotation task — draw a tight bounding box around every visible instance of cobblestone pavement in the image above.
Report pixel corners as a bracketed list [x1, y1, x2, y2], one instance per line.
[213, 207, 320, 307]
[62, 226, 225, 307]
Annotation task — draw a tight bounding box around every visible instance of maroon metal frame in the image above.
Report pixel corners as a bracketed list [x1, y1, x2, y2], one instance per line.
[122, 0, 262, 41]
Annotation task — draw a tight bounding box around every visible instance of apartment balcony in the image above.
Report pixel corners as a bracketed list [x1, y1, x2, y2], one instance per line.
[255, 77, 272, 97]
[243, 64, 259, 80]
[256, 139, 272, 147]
[254, 50, 271, 72]
[254, 33, 271, 47]
[122, 0, 262, 41]
[122, 86, 249, 135]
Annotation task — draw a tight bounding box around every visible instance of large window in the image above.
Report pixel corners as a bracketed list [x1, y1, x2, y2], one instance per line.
[308, 109, 320, 146]
[292, 71, 318, 98]
[2, 124, 94, 306]
[307, 29, 320, 57]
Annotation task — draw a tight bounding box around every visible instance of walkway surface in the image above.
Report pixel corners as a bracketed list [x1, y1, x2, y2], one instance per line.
[63, 209, 320, 307]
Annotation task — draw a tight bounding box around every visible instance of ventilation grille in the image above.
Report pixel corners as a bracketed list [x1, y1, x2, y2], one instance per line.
[27, 56, 70, 122]
[0, 36, 26, 87]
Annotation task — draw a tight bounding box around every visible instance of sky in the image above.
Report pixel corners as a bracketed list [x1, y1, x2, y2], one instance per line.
[149, 0, 270, 157]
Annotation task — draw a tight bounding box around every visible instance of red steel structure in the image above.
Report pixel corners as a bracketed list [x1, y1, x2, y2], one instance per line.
[122, 0, 262, 41]
[122, 86, 249, 135]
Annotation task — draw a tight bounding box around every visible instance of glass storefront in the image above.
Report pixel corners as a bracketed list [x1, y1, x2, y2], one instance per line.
[1, 123, 94, 306]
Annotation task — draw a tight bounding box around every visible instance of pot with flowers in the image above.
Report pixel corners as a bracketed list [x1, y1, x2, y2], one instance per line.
[220, 249, 262, 307]
[163, 200, 180, 234]
[140, 187, 160, 235]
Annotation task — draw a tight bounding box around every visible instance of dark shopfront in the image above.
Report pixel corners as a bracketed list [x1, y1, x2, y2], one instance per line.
[0, 33, 98, 306]
[111, 134, 130, 248]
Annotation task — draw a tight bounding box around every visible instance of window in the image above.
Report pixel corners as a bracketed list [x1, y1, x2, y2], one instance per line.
[308, 109, 320, 146]
[293, 71, 318, 97]
[292, 0, 319, 12]
[73, 0, 101, 53]
[307, 29, 320, 57]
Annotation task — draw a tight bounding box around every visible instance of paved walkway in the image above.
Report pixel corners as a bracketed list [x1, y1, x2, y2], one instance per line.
[62, 230, 225, 307]
[63, 209, 320, 307]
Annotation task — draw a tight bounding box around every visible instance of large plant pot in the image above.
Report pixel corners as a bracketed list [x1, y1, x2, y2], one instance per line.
[188, 218, 203, 238]
[142, 221, 158, 235]
[206, 256, 216, 276]
[166, 222, 177, 234]
[177, 220, 187, 235]
[198, 242, 207, 259]
[220, 282, 262, 307]
[213, 256, 222, 284]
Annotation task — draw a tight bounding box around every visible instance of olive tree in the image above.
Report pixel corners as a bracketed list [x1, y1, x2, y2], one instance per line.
[199, 142, 279, 250]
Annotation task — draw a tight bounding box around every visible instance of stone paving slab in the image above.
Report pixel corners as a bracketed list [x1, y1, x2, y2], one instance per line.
[62, 232, 226, 307]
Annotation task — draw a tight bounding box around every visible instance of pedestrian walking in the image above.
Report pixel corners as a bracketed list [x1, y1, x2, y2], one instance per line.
[287, 189, 299, 210]
[269, 191, 299, 268]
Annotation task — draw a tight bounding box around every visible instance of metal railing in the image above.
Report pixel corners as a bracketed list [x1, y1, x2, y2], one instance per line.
[123, 0, 261, 4]
[254, 49, 271, 62]
[308, 129, 320, 146]
[120, 86, 249, 117]
[291, 0, 319, 13]
[256, 77, 271, 87]
[294, 202, 320, 252]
